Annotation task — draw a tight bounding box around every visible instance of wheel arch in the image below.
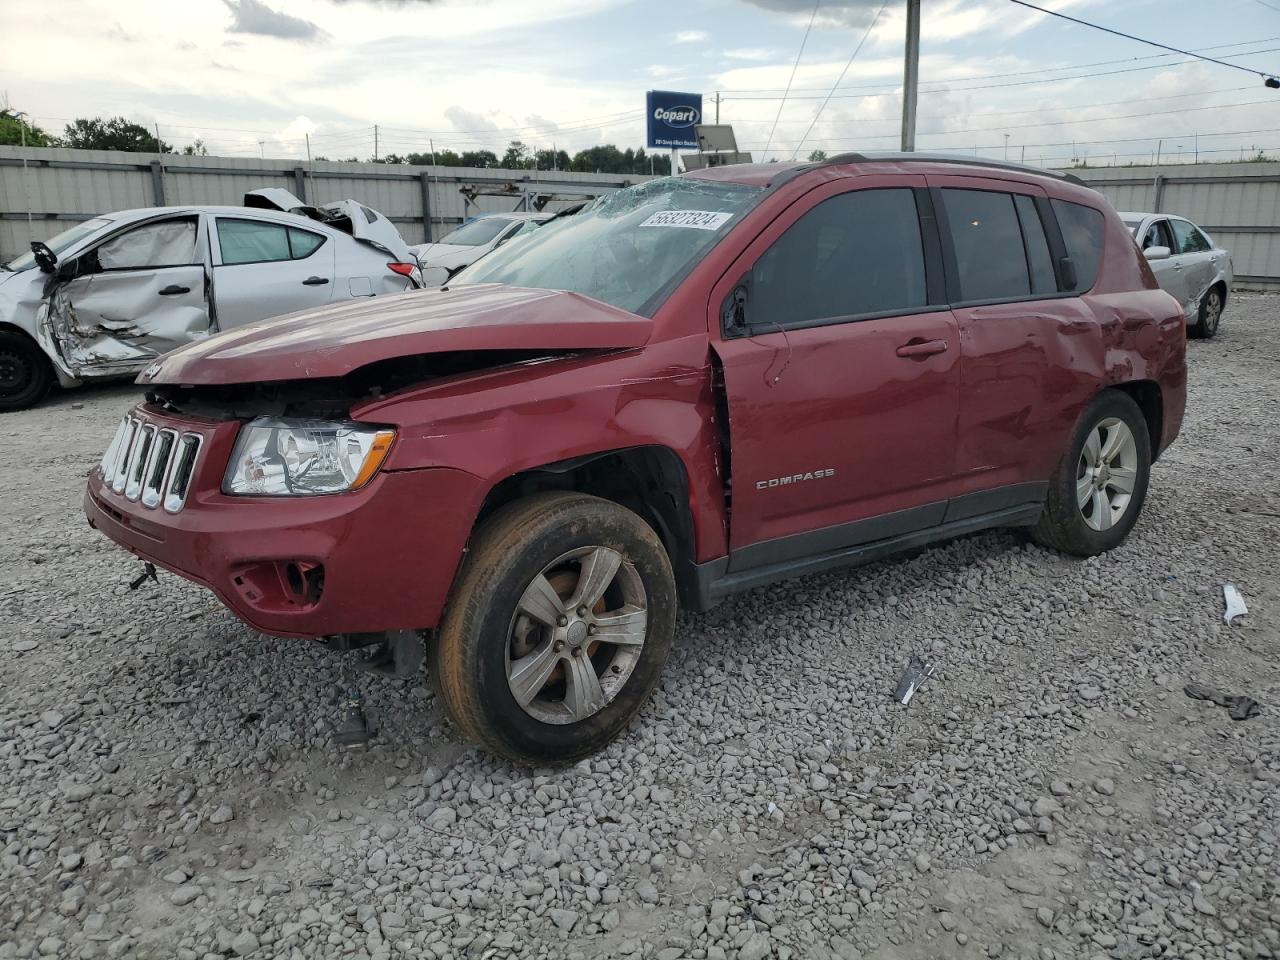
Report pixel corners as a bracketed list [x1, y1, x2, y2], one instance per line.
[472, 445, 702, 611]
[1109, 379, 1163, 461]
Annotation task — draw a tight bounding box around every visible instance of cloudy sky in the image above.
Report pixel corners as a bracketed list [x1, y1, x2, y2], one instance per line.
[3, 0, 1279, 167]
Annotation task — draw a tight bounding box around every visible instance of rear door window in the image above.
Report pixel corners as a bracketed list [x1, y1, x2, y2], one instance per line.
[751, 188, 928, 327]
[1050, 199, 1105, 292]
[218, 219, 327, 265]
[940, 189, 1031, 302]
[1170, 219, 1211, 254]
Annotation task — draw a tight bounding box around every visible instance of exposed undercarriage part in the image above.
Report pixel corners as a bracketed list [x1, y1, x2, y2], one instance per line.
[145, 349, 580, 420]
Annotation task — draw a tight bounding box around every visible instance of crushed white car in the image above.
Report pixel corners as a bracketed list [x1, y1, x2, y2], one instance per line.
[0, 189, 420, 410]
[410, 212, 552, 286]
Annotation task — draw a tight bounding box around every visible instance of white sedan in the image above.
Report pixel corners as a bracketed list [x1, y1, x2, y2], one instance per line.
[0, 189, 420, 411]
[1121, 211, 1233, 340]
[410, 212, 552, 286]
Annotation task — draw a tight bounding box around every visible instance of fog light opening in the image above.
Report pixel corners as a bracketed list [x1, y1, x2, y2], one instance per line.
[284, 561, 325, 606]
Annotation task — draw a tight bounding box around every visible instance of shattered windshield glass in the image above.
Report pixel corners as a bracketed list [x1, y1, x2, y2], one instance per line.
[456, 177, 764, 315]
[5, 218, 115, 271]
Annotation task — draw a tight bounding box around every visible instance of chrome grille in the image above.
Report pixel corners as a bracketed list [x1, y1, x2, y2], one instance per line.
[101, 416, 203, 513]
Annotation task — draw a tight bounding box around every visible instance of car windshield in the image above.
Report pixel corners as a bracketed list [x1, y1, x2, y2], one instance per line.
[456, 177, 764, 315]
[438, 218, 514, 247]
[1122, 219, 1142, 236]
[4, 218, 115, 271]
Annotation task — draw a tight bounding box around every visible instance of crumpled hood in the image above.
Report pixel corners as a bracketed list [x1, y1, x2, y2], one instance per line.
[139, 284, 652, 386]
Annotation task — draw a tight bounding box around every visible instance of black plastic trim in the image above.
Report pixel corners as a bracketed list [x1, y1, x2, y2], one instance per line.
[691, 500, 1044, 609]
[942, 482, 1047, 523]
[728, 502, 946, 573]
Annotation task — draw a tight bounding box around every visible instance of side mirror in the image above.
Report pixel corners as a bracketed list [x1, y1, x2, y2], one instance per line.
[30, 240, 57, 274]
[1143, 245, 1171, 261]
[721, 281, 749, 335]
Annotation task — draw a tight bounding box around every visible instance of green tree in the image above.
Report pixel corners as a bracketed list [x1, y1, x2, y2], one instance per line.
[62, 117, 171, 153]
[459, 150, 498, 168]
[501, 140, 531, 169]
[0, 110, 54, 146]
[807, 149, 828, 162]
[533, 148, 571, 170]
[181, 138, 208, 156]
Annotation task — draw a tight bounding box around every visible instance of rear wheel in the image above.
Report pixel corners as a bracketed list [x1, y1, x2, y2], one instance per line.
[0, 330, 52, 412]
[1189, 285, 1223, 340]
[1033, 390, 1151, 557]
[435, 492, 676, 763]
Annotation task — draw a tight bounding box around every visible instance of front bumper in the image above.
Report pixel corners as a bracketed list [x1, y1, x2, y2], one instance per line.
[84, 407, 484, 638]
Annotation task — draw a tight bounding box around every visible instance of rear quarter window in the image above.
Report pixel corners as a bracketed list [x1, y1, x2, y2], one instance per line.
[1051, 199, 1105, 293]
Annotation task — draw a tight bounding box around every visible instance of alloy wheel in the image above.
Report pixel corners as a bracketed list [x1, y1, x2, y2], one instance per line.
[505, 546, 647, 725]
[1076, 417, 1139, 532]
[1203, 289, 1222, 335]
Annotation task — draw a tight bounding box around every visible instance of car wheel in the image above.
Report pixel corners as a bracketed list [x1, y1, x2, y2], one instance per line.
[435, 492, 676, 763]
[0, 330, 53, 412]
[1032, 390, 1151, 557]
[1189, 285, 1223, 340]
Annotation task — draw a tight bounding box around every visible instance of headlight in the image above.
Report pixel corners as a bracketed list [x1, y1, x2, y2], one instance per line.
[223, 418, 395, 496]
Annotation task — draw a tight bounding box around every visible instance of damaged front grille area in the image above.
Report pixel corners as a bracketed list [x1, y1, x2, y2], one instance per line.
[100, 416, 202, 513]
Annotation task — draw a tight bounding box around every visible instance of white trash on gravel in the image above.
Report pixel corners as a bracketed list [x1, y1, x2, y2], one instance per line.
[1, 298, 1278, 959]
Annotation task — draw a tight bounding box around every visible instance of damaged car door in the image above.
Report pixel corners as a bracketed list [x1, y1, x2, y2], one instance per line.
[43, 216, 211, 377]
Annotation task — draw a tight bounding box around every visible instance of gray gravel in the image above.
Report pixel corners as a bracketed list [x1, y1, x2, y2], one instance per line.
[2, 295, 1279, 960]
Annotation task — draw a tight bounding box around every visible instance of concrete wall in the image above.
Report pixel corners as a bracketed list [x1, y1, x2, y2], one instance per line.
[1060, 162, 1280, 287]
[0, 147, 648, 262]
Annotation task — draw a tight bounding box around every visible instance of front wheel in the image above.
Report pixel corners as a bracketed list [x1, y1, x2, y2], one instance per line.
[1189, 285, 1223, 340]
[435, 492, 676, 763]
[1033, 390, 1152, 557]
[0, 331, 53, 412]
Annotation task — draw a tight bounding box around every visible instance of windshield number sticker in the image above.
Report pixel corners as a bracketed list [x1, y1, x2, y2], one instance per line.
[639, 210, 734, 231]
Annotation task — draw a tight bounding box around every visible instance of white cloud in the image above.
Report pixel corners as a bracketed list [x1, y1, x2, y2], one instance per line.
[675, 30, 707, 43]
[222, 0, 325, 41]
[723, 48, 777, 61]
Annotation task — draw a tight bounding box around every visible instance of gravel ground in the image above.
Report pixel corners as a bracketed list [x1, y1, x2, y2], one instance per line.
[1, 296, 1277, 960]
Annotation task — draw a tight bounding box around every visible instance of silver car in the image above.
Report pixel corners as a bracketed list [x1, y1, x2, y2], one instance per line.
[1121, 211, 1233, 340]
[0, 189, 420, 411]
[411, 212, 552, 286]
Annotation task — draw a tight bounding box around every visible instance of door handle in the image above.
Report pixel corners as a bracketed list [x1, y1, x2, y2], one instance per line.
[158, 284, 190, 296]
[896, 339, 948, 359]
[302, 276, 330, 286]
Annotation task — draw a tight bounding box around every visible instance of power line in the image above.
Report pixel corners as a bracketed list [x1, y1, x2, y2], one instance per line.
[720, 36, 1280, 95]
[1007, 0, 1278, 81]
[744, 124, 1280, 151]
[1251, 0, 1280, 13]
[762, 0, 822, 162]
[790, 0, 890, 160]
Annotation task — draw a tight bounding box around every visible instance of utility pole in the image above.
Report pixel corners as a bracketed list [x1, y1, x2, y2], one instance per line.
[429, 138, 436, 165]
[374, 124, 379, 162]
[258, 141, 265, 158]
[1155, 139, 1162, 165]
[900, 0, 921, 152]
[1003, 133, 1010, 161]
[714, 92, 721, 123]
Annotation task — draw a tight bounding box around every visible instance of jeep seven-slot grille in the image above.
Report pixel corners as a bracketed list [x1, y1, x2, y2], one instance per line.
[100, 416, 202, 513]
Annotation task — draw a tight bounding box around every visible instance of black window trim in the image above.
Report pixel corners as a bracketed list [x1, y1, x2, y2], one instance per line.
[725, 185, 948, 338]
[214, 216, 328, 267]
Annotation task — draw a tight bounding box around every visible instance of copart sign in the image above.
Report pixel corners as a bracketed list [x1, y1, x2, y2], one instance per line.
[646, 90, 703, 150]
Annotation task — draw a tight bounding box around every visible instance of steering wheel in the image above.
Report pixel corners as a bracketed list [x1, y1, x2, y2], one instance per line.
[29, 241, 57, 274]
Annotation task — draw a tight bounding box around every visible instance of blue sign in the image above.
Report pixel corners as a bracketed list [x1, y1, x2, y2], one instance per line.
[646, 90, 703, 150]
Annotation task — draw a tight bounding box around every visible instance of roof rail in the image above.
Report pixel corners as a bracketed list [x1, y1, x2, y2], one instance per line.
[770, 151, 1088, 188]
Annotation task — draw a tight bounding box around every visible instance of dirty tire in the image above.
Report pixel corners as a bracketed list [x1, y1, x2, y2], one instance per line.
[0, 330, 52, 412]
[1033, 389, 1152, 557]
[1188, 284, 1224, 340]
[435, 492, 676, 764]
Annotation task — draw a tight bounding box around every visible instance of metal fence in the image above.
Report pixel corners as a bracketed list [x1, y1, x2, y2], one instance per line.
[1061, 162, 1280, 287]
[4, 148, 1279, 287]
[0, 146, 647, 263]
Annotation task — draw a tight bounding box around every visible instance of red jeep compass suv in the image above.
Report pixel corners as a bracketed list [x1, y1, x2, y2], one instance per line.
[86, 154, 1186, 762]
